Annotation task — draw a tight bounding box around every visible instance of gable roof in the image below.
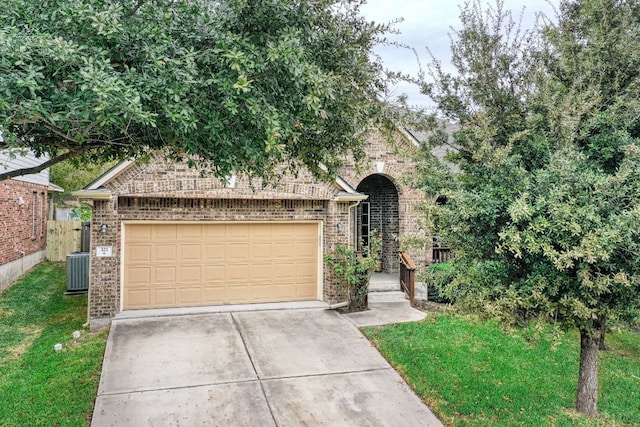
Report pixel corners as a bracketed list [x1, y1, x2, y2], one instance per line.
[74, 121, 454, 202]
[84, 160, 135, 190]
[74, 155, 367, 202]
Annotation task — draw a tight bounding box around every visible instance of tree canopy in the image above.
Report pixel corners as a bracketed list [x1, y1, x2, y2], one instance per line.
[418, 0, 640, 417]
[0, 0, 393, 181]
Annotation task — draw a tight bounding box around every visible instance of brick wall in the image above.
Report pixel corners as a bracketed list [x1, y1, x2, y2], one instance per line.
[0, 179, 48, 266]
[89, 197, 351, 319]
[338, 129, 429, 270]
[90, 199, 119, 318]
[108, 154, 336, 200]
[357, 174, 400, 272]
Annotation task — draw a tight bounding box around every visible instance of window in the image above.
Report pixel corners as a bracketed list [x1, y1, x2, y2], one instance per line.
[40, 192, 45, 237]
[31, 191, 37, 238]
[360, 201, 370, 253]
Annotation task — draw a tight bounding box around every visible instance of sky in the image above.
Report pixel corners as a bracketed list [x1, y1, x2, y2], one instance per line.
[360, 0, 558, 109]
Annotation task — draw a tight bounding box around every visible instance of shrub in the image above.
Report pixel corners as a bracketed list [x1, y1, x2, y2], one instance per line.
[325, 232, 381, 312]
[421, 261, 456, 303]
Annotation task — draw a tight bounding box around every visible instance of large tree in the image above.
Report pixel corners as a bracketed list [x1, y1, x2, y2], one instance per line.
[0, 0, 392, 180]
[418, 0, 640, 417]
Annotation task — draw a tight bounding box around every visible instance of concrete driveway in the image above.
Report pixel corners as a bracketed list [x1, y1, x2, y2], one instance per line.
[91, 308, 442, 426]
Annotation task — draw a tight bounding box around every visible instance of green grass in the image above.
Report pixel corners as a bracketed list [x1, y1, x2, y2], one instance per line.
[363, 314, 640, 426]
[0, 262, 108, 426]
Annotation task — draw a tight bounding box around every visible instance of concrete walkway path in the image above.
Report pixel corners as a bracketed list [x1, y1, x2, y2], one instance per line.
[92, 308, 442, 426]
[343, 301, 426, 327]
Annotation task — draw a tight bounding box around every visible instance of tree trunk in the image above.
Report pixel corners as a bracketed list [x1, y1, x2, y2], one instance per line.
[348, 275, 369, 312]
[575, 328, 600, 417]
[598, 320, 608, 350]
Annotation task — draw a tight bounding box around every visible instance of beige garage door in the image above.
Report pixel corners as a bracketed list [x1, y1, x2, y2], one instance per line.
[123, 222, 319, 310]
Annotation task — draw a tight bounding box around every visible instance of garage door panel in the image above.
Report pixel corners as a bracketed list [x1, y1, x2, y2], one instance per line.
[177, 287, 201, 304]
[127, 225, 152, 242]
[154, 245, 177, 262]
[127, 267, 151, 285]
[203, 226, 226, 239]
[227, 243, 249, 260]
[273, 263, 296, 280]
[153, 225, 178, 240]
[229, 224, 249, 238]
[296, 262, 316, 276]
[275, 284, 296, 300]
[153, 266, 176, 283]
[250, 224, 273, 239]
[127, 245, 152, 263]
[202, 286, 225, 304]
[178, 266, 202, 283]
[250, 243, 272, 259]
[250, 264, 274, 280]
[295, 241, 317, 257]
[251, 284, 274, 301]
[297, 284, 317, 298]
[153, 288, 176, 305]
[179, 225, 202, 239]
[204, 244, 226, 261]
[226, 285, 250, 303]
[277, 223, 296, 235]
[124, 222, 319, 310]
[127, 290, 150, 308]
[180, 244, 203, 261]
[272, 242, 294, 259]
[203, 265, 225, 281]
[226, 264, 250, 281]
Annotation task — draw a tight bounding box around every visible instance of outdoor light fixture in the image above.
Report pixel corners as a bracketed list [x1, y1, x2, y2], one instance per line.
[100, 223, 109, 234]
[336, 222, 344, 233]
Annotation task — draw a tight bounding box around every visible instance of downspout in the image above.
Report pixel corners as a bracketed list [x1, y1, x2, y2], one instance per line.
[83, 219, 93, 328]
[328, 301, 349, 309]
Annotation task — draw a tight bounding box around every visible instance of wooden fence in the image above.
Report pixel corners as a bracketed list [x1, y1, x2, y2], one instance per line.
[46, 220, 82, 262]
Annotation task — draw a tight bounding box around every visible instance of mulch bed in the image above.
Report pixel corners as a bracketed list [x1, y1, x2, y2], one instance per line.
[412, 299, 452, 314]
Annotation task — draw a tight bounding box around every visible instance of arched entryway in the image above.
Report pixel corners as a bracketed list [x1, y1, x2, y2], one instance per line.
[356, 174, 400, 272]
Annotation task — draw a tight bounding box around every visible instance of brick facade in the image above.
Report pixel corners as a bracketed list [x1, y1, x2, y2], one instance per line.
[108, 155, 336, 200]
[338, 130, 429, 268]
[356, 174, 400, 272]
[0, 179, 48, 266]
[87, 128, 428, 321]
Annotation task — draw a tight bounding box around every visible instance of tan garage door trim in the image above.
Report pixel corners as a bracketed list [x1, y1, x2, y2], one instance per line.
[119, 221, 323, 311]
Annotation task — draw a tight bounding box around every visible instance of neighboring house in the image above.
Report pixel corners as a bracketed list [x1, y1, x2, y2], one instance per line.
[75, 128, 437, 327]
[0, 151, 63, 291]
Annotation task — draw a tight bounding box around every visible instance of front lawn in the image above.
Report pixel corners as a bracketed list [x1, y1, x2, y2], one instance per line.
[363, 314, 640, 426]
[0, 262, 107, 426]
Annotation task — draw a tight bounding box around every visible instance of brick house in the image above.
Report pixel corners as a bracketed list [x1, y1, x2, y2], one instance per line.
[75, 128, 432, 327]
[0, 152, 62, 291]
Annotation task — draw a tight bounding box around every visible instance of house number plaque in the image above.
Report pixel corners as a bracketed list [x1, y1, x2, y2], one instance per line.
[96, 246, 113, 257]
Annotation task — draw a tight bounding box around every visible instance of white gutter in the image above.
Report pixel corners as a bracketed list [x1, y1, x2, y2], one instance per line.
[72, 189, 112, 200]
[334, 193, 368, 202]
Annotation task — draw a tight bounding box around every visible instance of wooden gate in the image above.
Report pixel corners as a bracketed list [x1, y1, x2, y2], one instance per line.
[46, 221, 82, 262]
